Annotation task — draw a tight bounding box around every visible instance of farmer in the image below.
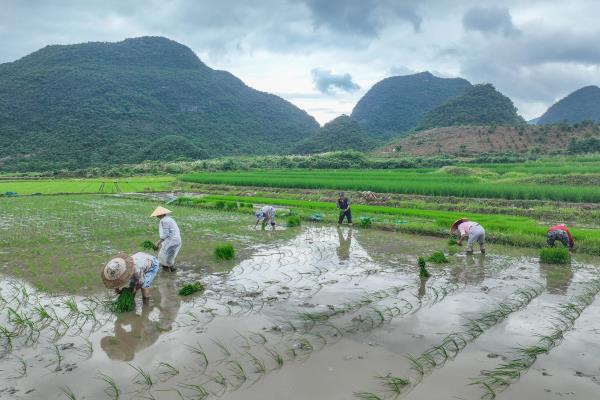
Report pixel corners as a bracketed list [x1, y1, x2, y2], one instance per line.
[254, 205, 276, 230]
[151, 206, 182, 272]
[451, 218, 486, 255]
[101, 252, 160, 305]
[546, 224, 575, 250]
[337, 192, 352, 226]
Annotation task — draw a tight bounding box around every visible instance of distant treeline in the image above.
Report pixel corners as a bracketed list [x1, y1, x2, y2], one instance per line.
[3, 151, 545, 178]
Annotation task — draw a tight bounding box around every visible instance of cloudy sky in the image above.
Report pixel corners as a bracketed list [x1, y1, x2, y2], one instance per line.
[2, 0, 599, 124]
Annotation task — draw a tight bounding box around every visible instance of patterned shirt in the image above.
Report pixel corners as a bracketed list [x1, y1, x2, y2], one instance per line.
[131, 252, 156, 285]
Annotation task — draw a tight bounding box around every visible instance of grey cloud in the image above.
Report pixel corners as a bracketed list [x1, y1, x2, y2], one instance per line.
[301, 0, 422, 36]
[462, 6, 519, 37]
[311, 68, 360, 94]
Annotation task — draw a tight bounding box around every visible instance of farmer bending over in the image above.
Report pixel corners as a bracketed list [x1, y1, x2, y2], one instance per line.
[101, 252, 159, 305]
[152, 206, 182, 272]
[451, 218, 486, 255]
[337, 192, 353, 226]
[547, 224, 575, 251]
[254, 205, 276, 230]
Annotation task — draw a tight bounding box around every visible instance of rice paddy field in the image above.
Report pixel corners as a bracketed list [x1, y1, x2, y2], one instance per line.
[1, 193, 600, 400]
[181, 158, 600, 202]
[0, 177, 175, 195]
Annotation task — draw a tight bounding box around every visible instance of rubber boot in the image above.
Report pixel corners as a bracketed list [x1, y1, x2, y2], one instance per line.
[169, 266, 177, 272]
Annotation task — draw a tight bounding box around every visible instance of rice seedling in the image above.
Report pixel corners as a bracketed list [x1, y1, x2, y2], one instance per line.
[448, 238, 457, 246]
[418, 257, 430, 278]
[185, 344, 210, 370]
[377, 375, 410, 394]
[427, 250, 448, 264]
[265, 347, 285, 368]
[359, 216, 373, 228]
[53, 344, 64, 369]
[179, 383, 209, 399]
[539, 247, 571, 264]
[247, 352, 267, 375]
[211, 339, 232, 359]
[354, 392, 384, 400]
[141, 240, 157, 251]
[286, 215, 302, 227]
[158, 362, 179, 379]
[60, 385, 77, 400]
[98, 372, 120, 399]
[471, 279, 600, 398]
[215, 243, 235, 260]
[108, 289, 135, 313]
[228, 360, 248, 388]
[129, 364, 153, 387]
[178, 282, 205, 296]
[14, 356, 27, 378]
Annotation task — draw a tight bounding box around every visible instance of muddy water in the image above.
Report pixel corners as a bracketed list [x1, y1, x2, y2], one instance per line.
[1, 226, 599, 400]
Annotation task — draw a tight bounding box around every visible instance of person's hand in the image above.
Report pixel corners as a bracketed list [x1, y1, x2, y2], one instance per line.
[155, 241, 162, 249]
[457, 242, 463, 246]
[114, 288, 122, 295]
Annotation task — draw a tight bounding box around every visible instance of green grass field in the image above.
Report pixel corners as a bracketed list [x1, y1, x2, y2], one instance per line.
[0, 176, 175, 195]
[181, 163, 600, 202]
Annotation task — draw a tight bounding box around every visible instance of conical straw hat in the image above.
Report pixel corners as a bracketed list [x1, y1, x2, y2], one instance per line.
[101, 253, 134, 289]
[451, 218, 469, 232]
[151, 206, 172, 217]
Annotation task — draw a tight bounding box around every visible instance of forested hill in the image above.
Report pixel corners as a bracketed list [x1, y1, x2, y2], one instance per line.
[537, 85, 600, 124]
[292, 115, 376, 154]
[350, 71, 472, 138]
[0, 36, 319, 171]
[417, 83, 525, 129]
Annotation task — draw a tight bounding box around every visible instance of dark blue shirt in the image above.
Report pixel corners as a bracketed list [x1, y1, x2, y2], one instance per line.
[337, 197, 350, 210]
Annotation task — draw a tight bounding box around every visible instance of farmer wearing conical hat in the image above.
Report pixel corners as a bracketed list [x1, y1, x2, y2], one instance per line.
[254, 205, 276, 230]
[151, 206, 182, 272]
[451, 218, 486, 255]
[101, 252, 160, 305]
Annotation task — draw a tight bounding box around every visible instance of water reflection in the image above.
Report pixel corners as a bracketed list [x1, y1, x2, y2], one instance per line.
[450, 254, 486, 285]
[336, 227, 352, 262]
[540, 263, 573, 295]
[100, 278, 180, 361]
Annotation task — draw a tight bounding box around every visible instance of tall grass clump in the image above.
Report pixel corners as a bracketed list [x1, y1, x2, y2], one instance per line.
[108, 289, 135, 313]
[286, 215, 301, 227]
[179, 282, 205, 296]
[540, 247, 571, 264]
[215, 243, 235, 260]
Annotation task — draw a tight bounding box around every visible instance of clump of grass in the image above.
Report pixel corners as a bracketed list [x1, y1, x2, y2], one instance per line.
[540, 247, 571, 264]
[214, 201, 226, 209]
[359, 216, 373, 228]
[108, 289, 135, 313]
[286, 215, 301, 227]
[215, 243, 235, 260]
[178, 282, 205, 296]
[418, 257, 430, 278]
[448, 238, 457, 246]
[225, 202, 238, 211]
[448, 245, 457, 255]
[141, 240, 157, 251]
[428, 250, 448, 264]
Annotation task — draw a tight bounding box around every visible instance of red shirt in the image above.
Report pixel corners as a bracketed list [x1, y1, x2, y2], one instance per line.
[548, 224, 574, 248]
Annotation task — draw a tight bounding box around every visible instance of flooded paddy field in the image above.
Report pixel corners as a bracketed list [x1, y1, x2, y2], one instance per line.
[1, 195, 599, 399]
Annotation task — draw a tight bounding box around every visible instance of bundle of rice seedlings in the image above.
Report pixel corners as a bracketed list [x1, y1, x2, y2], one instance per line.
[540, 247, 571, 264]
[428, 250, 449, 264]
[359, 216, 373, 228]
[109, 289, 135, 313]
[286, 215, 301, 227]
[418, 257, 430, 278]
[179, 282, 205, 296]
[141, 240, 157, 251]
[215, 243, 235, 260]
[448, 238, 457, 246]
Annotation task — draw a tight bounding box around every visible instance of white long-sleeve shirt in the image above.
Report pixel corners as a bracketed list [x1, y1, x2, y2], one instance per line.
[159, 216, 181, 243]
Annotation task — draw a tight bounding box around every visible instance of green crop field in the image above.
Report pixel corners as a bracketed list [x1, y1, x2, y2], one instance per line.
[181, 166, 600, 202]
[0, 176, 175, 195]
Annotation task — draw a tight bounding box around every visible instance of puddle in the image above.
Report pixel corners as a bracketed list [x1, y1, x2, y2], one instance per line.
[1, 196, 599, 399]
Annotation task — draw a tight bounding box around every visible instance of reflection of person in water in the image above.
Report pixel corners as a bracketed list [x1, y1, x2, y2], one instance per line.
[336, 227, 352, 261]
[450, 254, 486, 285]
[540, 263, 573, 295]
[100, 278, 180, 361]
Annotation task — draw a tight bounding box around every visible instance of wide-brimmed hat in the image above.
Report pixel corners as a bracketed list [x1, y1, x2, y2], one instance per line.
[151, 206, 172, 217]
[451, 218, 469, 232]
[101, 253, 134, 289]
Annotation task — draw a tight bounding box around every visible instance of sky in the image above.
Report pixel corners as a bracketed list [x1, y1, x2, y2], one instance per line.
[1, 0, 599, 125]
